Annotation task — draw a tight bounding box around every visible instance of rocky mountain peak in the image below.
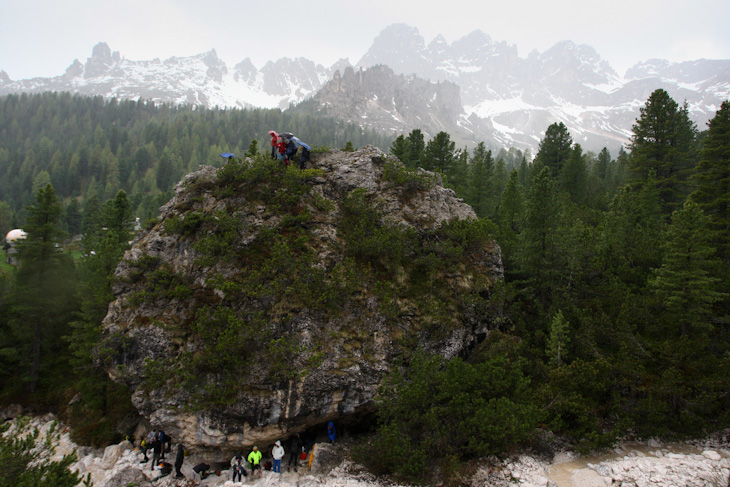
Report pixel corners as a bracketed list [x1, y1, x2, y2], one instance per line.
[358, 23, 427, 75]
[84, 42, 121, 78]
[99, 147, 502, 458]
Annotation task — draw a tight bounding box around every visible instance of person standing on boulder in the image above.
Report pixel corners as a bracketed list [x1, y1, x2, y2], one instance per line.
[277, 139, 287, 164]
[272, 440, 285, 473]
[248, 445, 263, 478]
[270, 133, 278, 159]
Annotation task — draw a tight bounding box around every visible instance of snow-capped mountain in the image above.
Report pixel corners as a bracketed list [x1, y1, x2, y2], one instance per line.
[356, 24, 730, 152]
[0, 42, 339, 110]
[2, 24, 729, 153]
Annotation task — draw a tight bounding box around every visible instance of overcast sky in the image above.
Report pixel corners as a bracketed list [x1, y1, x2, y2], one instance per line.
[1, 0, 729, 80]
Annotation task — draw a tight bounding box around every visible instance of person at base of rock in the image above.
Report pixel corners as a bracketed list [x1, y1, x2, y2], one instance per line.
[287, 433, 303, 471]
[174, 443, 185, 478]
[248, 445, 263, 478]
[231, 453, 248, 482]
[272, 440, 285, 473]
[157, 429, 171, 459]
[149, 434, 162, 471]
[192, 463, 210, 481]
[327, 421, 336, 443]
[139, 430, 156, 463]
[153, 460, 173, 481]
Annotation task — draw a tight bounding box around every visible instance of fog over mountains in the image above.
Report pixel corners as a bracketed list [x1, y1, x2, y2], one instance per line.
[2, 23, 729, 153]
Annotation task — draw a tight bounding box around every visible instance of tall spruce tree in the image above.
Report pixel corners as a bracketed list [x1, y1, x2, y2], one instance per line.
[629, 89, 697, 215]
[649, 201, 727, 337]
[466, 142, 494, 218]
[518, 166, 560, 311]
[390, 134, 413, 167]
[67, 190, 136, 445]
[406, 129, 425, 169]
[422, 131, 456, 175]
[535, 122, 573, 177]
[690, 100, 730, 262]
[7, 185, 77, 395]
[559, 143, 588, 204]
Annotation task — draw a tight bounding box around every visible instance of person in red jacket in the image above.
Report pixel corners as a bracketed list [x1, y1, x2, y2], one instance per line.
[270, 133, 278, 159]
[277, 139, 288, 164]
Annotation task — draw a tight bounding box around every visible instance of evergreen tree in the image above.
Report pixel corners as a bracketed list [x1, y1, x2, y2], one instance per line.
[495, 170, 524, 268]
[518, 166, 560, 311]
[422, 131, 456, 174]
[390, 134, 412, 166]
[466, 142, 494, 217]
[68, 190, 135, 445]
[690, 100, 730, 262]
[535, 122, 573, 177]
[246, 139, 259, 157]
[649, 201, 727, 337]
[406, 129, 425, 169]
[599, 176, 664, 288]
[7, 185, 77, 395]
[559, 144, 588, 204]
[629, 89, 698, 215]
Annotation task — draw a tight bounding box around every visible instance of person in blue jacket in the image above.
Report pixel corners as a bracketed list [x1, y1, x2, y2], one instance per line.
[327, 422, 336, 443]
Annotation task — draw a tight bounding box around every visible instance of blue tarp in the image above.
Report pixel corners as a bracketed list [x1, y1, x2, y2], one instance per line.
[220, 152, 236, 158]
[291, 136, 311, 151]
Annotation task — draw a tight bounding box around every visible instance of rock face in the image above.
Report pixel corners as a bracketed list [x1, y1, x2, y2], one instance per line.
[295, 65, 464, 143]
[100, 147, 503, 459]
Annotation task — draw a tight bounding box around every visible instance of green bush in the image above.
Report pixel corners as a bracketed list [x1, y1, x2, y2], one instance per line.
[382, 159, 437, 192]
[357, 352, 541, 483]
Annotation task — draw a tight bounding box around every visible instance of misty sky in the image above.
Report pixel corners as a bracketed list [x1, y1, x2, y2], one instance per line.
[1, 0, 729, 80]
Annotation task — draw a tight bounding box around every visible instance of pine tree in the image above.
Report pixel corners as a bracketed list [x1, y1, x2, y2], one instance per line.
[67, 190, 135, 445]
[535, 122, 573, 177]
[466, 142, 494, 218]
[390, 134, 412, 166]
[422, 131, 456, 174]
[559, 144, 588, 204]
[599, 175, 664, 288]
[518, 166, 560, 310]
[649, 201, 727, 337]
[629, 89, 698, 215]
[406, 129, 425, 169]
[690, 100, 730, 262]
[8, 185, 77, 394]
[495, 170, 524, 273]
[246, 139, 259, 157]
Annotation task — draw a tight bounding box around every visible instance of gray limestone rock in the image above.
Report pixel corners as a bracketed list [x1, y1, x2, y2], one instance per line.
[99, 147, 503, 458]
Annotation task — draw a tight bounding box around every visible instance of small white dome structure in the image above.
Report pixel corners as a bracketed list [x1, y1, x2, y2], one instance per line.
[5, 229, 27, 243]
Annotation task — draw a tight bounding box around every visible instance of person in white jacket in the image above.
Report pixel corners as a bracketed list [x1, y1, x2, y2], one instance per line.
[272, 440, 285, 473]
[231, 453, 247, 482]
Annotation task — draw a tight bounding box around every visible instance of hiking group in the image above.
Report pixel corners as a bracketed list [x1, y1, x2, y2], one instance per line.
[269, 130, 311, 169]
[134, 427, 329, 483]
